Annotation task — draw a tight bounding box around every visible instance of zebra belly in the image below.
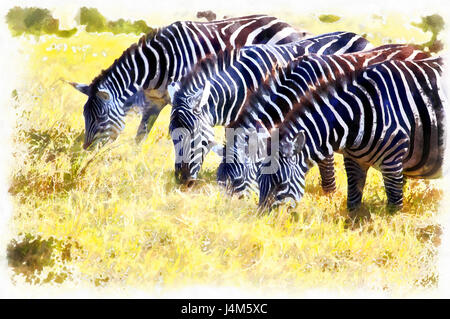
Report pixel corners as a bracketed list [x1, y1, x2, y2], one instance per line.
[345, 125, 444, 179]
[403, 121, 445, 179]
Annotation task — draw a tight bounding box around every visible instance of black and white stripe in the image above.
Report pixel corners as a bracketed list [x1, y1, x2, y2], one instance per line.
[254, 46, 445, 212]
[167, 32, 371, 186]
[220, 44, 426, 197]
[71, 15, 309, 149]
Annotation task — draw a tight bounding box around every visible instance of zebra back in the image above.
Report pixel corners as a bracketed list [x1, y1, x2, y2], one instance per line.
[237, 45, 431, 135]
[76, 15, 308, 149]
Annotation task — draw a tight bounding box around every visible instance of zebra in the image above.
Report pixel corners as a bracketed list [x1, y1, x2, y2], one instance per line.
[218, 44, 431, 196]
[167, 31, 371, 187]
[69, 15, 309, 149]
[254, 50, 446, 213]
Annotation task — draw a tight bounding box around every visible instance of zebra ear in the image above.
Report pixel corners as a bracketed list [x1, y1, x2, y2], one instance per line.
[193, 80, 211, 113]
[210, 142, 224, 157]
[168, 82, 181, 104]
[293, 131, 306, 154]
[199, 80, 211, 107]
[68, 82, 90, 95]
[280, 131, 305, 157]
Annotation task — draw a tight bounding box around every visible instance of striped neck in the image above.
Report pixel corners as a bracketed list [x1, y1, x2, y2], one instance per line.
[284, 89, 354, 165]
[91, 34, 161, 102]
[176, 48, 244, 127]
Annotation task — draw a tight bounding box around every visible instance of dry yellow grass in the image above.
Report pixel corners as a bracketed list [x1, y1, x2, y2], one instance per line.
[6, 13, 445, 296]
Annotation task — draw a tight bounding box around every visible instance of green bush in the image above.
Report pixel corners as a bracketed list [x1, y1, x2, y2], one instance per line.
[107, 18, 152, 35]
[77, 7, 107, 32]
[318, 14, 341, 23]
[6, 7, 78, 38]
[78, 7, 152, 35]
[412, 14, 445, 52]
[412, 14, 444, 35]
[6, 6, 153, 38]
[6, 7, 59, 36]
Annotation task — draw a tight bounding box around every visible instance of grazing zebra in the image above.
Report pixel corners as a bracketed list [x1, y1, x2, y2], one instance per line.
[167, 32, 371, 187]
[218, 44, 430, 196]
[69, 15, 309, 149]
[255, 50, 446, 212]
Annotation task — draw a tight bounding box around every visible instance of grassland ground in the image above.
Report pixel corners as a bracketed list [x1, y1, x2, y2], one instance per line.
[3, 12, 447, 296]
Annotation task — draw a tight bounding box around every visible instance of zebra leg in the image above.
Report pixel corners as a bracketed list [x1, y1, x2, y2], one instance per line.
[318, 155, 336, 193]
[135, 99, 167, 144]
[380, 160, 405, 212]
[343, 156, 368, 211]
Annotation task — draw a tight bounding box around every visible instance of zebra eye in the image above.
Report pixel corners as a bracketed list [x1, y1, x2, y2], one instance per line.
[96, 90, 110, 101]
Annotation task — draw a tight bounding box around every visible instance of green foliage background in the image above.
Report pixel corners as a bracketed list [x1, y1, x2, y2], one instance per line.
[6, 7, 153, 38]
[6, 7, 77, 38]
[5, 7, 445, 53]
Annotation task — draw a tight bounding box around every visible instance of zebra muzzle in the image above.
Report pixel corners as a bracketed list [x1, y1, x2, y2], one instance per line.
[175, 163, 196, 187]
[83, 142, 91, 150]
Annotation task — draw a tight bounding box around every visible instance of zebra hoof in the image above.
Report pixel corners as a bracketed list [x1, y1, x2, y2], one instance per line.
[386, 203, 402, 215]
[347, 201, 362, 212]
[322, 186, 337, 194]
[346, 206, 371, 226]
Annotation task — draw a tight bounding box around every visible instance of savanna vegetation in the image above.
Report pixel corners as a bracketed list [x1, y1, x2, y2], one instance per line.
[6, 7, 153, 38]
[5, 8, 446, 295]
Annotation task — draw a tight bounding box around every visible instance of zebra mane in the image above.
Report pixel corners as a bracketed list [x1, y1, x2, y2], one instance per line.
[177, 46, 241, 94]
[88, 30, 160, 91]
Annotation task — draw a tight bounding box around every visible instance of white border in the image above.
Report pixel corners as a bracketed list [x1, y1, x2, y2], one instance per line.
[1, 0, 449, 299]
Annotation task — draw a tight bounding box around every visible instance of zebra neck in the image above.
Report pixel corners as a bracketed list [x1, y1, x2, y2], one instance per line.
[226, 119, 269, 163]
[207, 78, 242, 126]
[93, 34, 162, 106]
[126, 35, 162, 93]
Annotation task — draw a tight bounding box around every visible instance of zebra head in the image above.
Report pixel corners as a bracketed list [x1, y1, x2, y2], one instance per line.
[216, 127, 265, 196]
[70, 82, 125, 150]
[216, 143, 259, 196]
[168, 81, 215, 185]
[258, 131, 308, 211]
